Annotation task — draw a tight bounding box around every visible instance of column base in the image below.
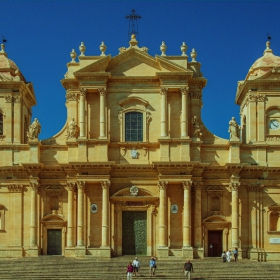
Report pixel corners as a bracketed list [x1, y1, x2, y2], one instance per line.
[65, 246, 76, 257]
[193, 247, 204, 259]
[27, 246, 39, 257]
[182, 246, 193, 259]
[75, 246, 86, 258]
[157, 246, 169, 258]
[99, 246, 111, 258]
[249, 248, 265, 261]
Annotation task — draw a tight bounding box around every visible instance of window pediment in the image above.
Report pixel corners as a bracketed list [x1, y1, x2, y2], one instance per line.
[119, 97, 149, 109]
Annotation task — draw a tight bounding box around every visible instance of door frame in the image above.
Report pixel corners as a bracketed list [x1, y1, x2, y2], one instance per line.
[41, 214, 67, 255]
[47, 228, 63, 255]
[203, 215, 230, 257]
[207, 230, 223, 257]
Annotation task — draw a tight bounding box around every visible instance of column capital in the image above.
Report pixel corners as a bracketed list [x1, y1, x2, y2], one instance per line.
[247, 182, 264, 192]
[79, 88, 87, 97]
[7, 184, 23, 192]
[77, 181, 86, 190]
[29, 182, 39, 191]
[180, 87, 189, 95]
[160, 87, 168, 96]
[182, 180, 192, 190]
[98, 87, 107, 96]
[230, 181, 240, 191]
[101, 180, 111, 189]
[158, 181, 168, 190]
[65, 182, 76, 191]
[66, 92, 77, 102]
[193, 181, 203, 190]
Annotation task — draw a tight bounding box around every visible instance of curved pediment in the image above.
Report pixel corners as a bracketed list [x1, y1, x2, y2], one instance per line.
[203, 215, 229, 223]
[112, 187, 153, 197]
[41, 214, 67, 225]
[119, 96, 149, 108]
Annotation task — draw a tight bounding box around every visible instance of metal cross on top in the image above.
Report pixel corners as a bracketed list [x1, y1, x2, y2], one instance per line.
[126, 9, 141, 39]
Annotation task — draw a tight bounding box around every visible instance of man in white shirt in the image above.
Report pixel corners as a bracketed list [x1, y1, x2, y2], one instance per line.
[132, 257, 140, 277]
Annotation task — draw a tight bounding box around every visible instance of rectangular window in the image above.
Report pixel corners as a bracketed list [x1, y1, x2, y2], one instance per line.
[125, 112, 143, 142]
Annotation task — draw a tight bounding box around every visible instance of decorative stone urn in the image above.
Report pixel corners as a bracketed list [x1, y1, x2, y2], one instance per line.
[100, 41, 107, 56]
[160, 41, 167, 56]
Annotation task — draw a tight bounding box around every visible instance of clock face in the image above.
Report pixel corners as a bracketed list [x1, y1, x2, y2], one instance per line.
[269, 119, 280, 130]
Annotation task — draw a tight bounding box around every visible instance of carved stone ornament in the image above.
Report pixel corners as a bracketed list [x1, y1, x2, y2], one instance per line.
[230, 181, 241, 191]
[91, 203, 98, 213]
[66, 118, 78, 140]
[8, 184, 23, 192]
[189, 91, 201, 99]
[79, 88, 87, 97]
[65, 92, 77, 102]
[182, 180, 192, 190]
[180, 87, 189, 95]
[120, 147, 126, 156]
[98, 87, 107, 96]
[146, 112, 152, 123]
[118, 34, 149, 54]
[118, 111, 122, 124]
[158, 181, 168, 190]
[192, 116, 203, 138]
[228, 117, 240, 141]
[5, 95, 13, 103]
[130, 185, 138, 196]
[77, 181, 86, 190]
[160, 87, 168, 96]
[27, 118, 41, 140]
[101, 180, 110, 189]
[171, 204, 178, 214]
[131, 148, 138, 159]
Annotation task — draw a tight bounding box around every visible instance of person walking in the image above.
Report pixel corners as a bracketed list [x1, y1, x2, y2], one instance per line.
[226, 250, 231, 262]
[182, 260, 194, 280]
[221, 251, 227, 263]
[132, 257, 140, 277]
[149, 257, 156, 278]
[126, 262, 134, 280]
[233, 248, 238, 262]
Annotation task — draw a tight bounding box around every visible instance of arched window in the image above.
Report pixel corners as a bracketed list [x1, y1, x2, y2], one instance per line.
[125, 112, 143, 142]
[0, 112, 3, 135]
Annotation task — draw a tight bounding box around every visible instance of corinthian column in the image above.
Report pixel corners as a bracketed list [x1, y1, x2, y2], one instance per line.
[160, 87, 168, 137]
[182, 181, 192, 248]
[230, 180, 240, 248]
[193, 181, 202, 249]
[77, 181, 85, 247]
[158, 181, 168, 247]
[79, 89, 87, 138]
[180, 87, 188, 137]
[66, 182, 75, 247]
[98, 88, 107, 138]
[29, 182, 39, 248]
[101, 180, 110, 247]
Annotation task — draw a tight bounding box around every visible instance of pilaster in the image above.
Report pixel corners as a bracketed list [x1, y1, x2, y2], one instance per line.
[157, 181, 169, 258]
[28, 139, 42, 163]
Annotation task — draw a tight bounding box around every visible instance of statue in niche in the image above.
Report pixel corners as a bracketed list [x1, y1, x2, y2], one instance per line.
[131, 148, 138, 159]
[228, 117, 240, 140]
[66, 117, 78, 139]
[192, 116, 203, 138]
[27, 118, 41, 140]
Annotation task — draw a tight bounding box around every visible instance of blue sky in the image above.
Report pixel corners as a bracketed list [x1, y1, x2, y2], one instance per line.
[2, 0, 280, 140]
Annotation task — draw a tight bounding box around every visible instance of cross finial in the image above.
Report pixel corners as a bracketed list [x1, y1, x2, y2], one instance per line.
[126, 9, 141, 40]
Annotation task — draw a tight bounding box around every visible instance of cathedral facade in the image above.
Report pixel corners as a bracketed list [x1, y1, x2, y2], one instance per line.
[1, 35, 280, 260]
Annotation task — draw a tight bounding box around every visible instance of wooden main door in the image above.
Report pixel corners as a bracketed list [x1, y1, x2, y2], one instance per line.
[208, 230, 222, 257]
[47, 229, 62, 255]
[122, 211, 147, 255]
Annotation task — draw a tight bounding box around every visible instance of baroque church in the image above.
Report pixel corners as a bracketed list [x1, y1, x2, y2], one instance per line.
[1, 34, 280, 261]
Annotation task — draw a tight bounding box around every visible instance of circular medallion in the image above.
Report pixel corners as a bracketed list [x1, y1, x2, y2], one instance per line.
[91, 204, 98, 213]
[171, 204, 178, 214]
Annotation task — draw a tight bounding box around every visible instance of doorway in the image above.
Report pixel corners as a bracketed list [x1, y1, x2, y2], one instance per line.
[47, 229, 62, 255]
[208, 230, 222, 257]
[122, 211, 147, 255]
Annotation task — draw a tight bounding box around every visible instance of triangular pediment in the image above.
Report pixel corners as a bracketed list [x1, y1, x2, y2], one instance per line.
[74, 55, 111, 74]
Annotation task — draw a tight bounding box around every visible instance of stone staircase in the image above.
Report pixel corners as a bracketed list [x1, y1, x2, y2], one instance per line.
[0, 256, 280, 279]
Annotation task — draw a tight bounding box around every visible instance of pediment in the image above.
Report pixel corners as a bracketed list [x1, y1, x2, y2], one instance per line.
[203, 215, 228, 223]
[74, 55, 111, 74]
[112, 187, 153, 197]
[41, 214, 66, 224]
